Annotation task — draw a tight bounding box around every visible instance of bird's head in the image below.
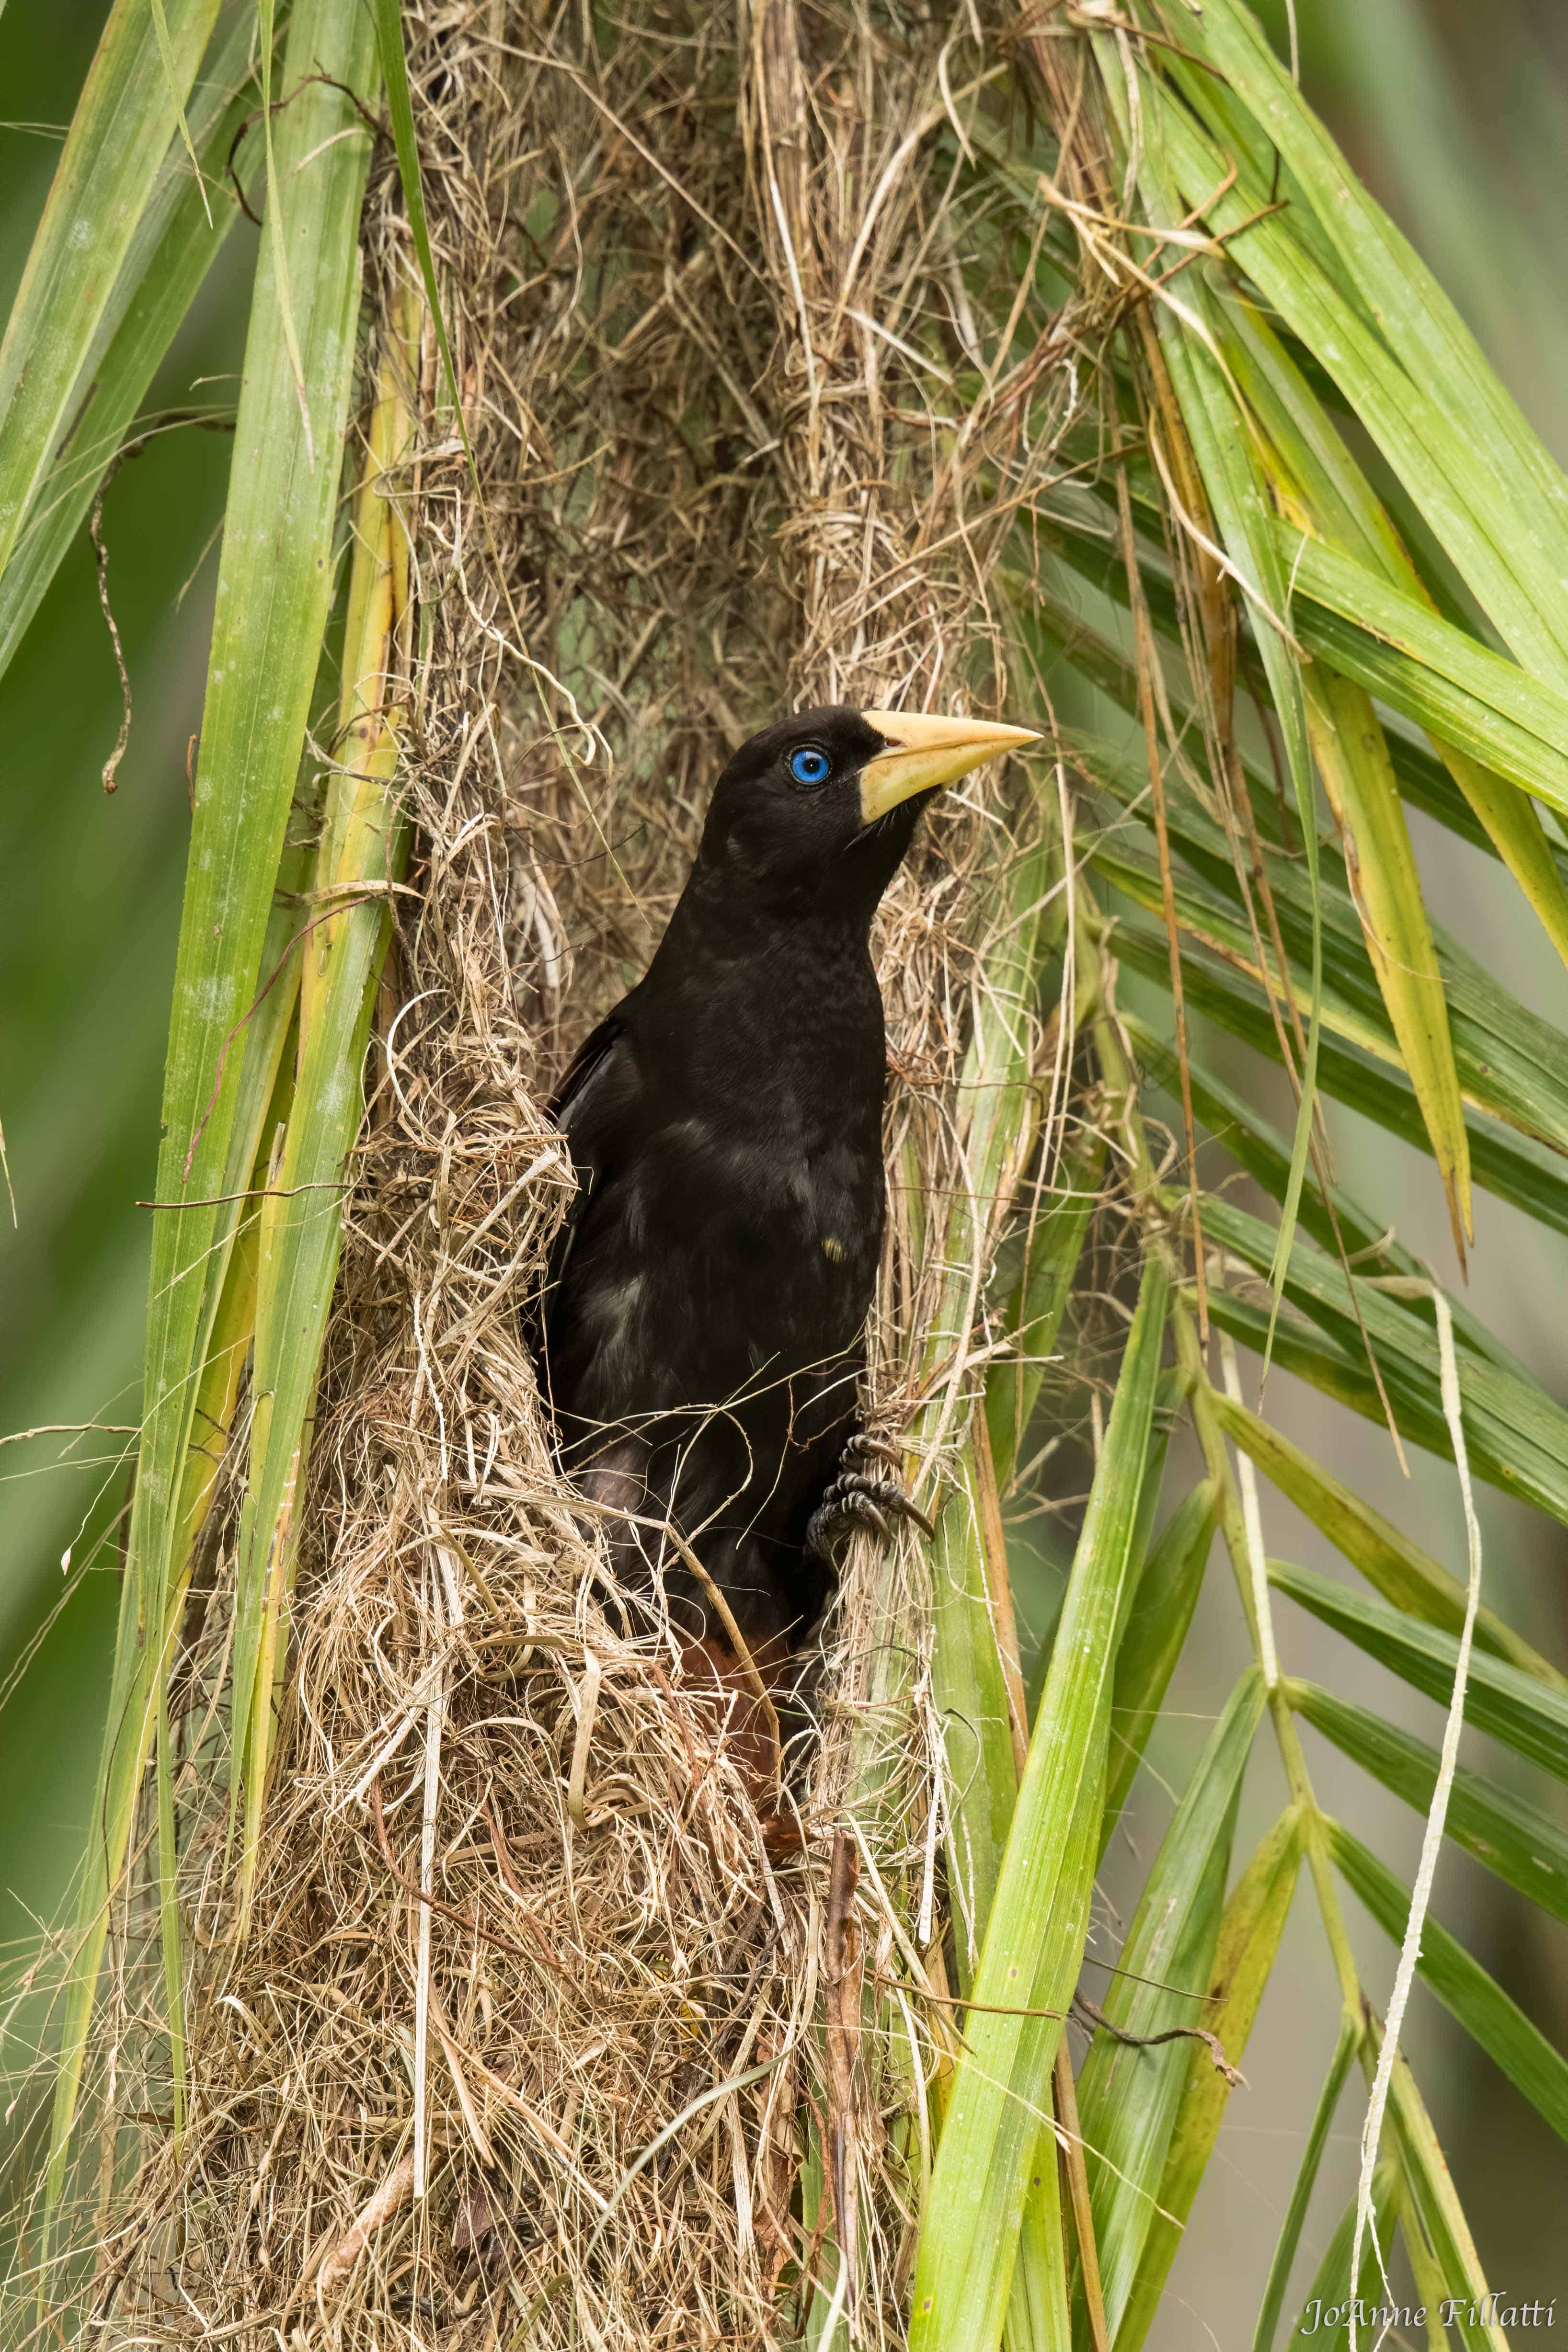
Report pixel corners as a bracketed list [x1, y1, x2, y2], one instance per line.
[695, 704, 1040, 921]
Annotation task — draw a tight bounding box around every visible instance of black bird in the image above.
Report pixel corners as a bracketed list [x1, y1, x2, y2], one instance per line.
[540, 705, 1037, 1725]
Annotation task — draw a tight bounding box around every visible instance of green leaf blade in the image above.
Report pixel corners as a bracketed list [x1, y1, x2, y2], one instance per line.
[909, 1256, 1171, 2352]
[1101, 1482, 1217, 1852]
[1299, 1690, 1568, 1928]
[1251, 2009, 1361, 2352]
[1270, 1561, 1568, 1784]
[0, 0, 225, 582]
[1114, 924, 1568, 1243]
[1198, 1191, 1568, 1528]
[1213, 1392, 1564, 1688]
[0, 10, 262, 682]
[1114, 1804, 1302, 2352]
[1075, 1668, 1266, 2340]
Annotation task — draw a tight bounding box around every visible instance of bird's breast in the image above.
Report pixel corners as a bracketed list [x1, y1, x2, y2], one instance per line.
[667, 1113, 881, 1292]
[551, 936, 890, 1427]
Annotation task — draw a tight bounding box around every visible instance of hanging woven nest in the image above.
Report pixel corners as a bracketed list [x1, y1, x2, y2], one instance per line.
[61, 4, 1103, 2343]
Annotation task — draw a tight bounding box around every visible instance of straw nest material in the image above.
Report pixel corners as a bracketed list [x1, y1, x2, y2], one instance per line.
[59, 3, 1116, 2342]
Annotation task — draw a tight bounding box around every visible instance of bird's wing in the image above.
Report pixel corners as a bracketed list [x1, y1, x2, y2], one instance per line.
[549, 1010, 628, 1135]
[530, 1011, 641, 1387]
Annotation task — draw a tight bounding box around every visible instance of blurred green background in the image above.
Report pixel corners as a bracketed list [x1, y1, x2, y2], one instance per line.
[0, 0, 1564, 2332]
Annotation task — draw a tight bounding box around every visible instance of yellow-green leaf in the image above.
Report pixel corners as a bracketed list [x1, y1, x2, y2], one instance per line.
[1211, 1392, 1564, 1690]
[1302, 666, 1470, 1255]
[1293, 1682, 1568, 1922]
[1075, 1668, 1265, 2341]
[1117, 1805, 1304, 2352]
[232, 303, 416, 1905]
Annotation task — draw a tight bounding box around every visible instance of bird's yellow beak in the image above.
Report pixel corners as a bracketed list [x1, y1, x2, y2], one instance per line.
[856, 708, 1042, 825]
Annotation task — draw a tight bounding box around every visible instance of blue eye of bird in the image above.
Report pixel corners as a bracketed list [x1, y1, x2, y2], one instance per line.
[789, 746, 831, 786]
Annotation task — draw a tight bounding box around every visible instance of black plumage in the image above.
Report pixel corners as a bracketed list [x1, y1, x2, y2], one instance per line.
[538, 702, 1034, 1702]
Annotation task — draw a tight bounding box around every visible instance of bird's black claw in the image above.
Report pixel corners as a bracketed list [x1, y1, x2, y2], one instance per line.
[806, 1455, 935, 1564]
[842, 1440, 938, 1536]
[842, 1433, 904, 1473]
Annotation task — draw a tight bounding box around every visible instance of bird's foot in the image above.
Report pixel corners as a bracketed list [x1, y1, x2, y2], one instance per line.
[806, 1437, 935, 1565]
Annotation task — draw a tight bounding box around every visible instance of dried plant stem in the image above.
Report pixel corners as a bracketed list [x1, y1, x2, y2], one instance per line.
[1347, 1287, 1483, 2352]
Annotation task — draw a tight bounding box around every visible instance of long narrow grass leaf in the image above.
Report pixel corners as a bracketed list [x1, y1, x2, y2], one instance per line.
[0, 0, 224, 582]
[925, 827, 1064, 1969]
[1117, 1804, 1304, 2352]
[932, 1446, 1027, 1988]
[1212, 1393, 1563, 1686]
[1007, 2120, 1072, 2352]
[1148, 20, 1568, 695]
[1270, 1561, 1568, 1783]
[1101, 1483, 1216, 1850]
[1075, 1668, 1265, 2340]
[232, 302, 414, 1895]
[0, 10, 261, 681]
[1330, 1821, 1568, 2140]
[1032, 519, 1568, 946]
[1289, 2166, 1400, 2352]
[1295, 1686, 1568, 1925]
[146, 0, 208, 214]
[1301, 667, 1470, 1253]
[1252, 2010, 1360, 2352]
[1383, 2047, 1507, 2351]
[985, 1126, 1103, 1496]
[1097, 46, 1325, 1352]
[1282, 528, 1568, 819]
[256, 0, 312, 460]
[909, 1257, 1170, 2352]
[1113, 924, 1568, 1240]
[1197, 1192, 1568, 1525]
[1098, 792, 1568, 1156]
[1130, 1021, 1522, 1379]
[370, 0, 467, 446]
